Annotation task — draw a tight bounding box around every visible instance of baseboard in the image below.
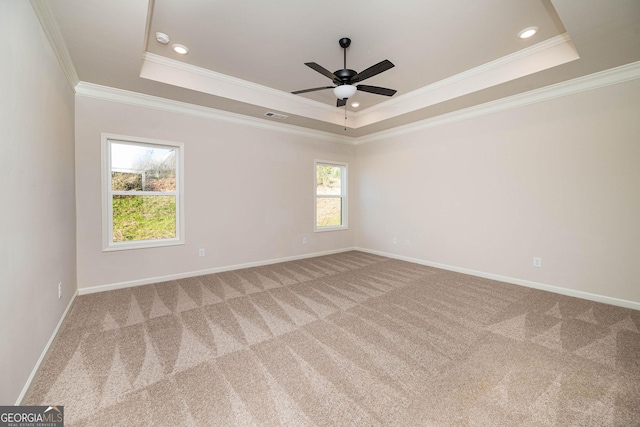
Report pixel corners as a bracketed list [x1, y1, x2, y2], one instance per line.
[16, 289, 78, 405]
[356, 247, 640, 311]
[78, 247, 357, 295]
[18, 247, 637, 404]
[79, 246, 640, 311]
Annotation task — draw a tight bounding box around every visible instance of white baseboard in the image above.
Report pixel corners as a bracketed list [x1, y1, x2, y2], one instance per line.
[17, 247, 354, 403]
[78, 245, 640, 310]
[78, 247, 357, 295]
[356, 247, 640, 311]
[17, 247, 638, 405]
[16, 290, 78, 405]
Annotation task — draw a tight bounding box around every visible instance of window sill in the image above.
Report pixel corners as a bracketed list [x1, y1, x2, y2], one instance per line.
[103, 238, 185, 252]
[314, 225, 349, 233]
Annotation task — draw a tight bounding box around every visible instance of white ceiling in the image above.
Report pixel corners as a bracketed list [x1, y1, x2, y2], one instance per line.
[40, 0, 640, 137]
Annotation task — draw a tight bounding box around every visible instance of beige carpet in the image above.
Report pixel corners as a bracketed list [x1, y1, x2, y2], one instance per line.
[24, 251, 640, 426]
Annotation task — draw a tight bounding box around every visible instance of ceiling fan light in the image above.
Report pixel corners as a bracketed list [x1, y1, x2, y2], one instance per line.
[333, 85, 357, 99]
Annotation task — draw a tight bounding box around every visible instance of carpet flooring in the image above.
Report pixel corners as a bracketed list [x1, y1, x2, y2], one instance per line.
[23, 251, 640, 426]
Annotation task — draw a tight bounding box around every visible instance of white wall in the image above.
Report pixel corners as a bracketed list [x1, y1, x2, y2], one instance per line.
[75, 97, 356, 291]
[0, 2, 76, 404]
[356, 79, 640, 305]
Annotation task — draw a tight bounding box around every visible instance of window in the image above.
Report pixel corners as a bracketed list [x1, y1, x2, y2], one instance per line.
[102, 134, 184, 250]
[315, 160, 348, 231]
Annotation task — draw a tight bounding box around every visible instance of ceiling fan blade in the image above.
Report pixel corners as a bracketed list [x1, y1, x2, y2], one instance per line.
[357, 85, 397, 97]
[292, 86, 334, 95]
[352, 60, 394, 83]
[305, 62, 339, 81]
[337, 98, 347, 107]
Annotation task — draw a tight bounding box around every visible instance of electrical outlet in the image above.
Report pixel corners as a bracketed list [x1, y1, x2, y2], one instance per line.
[58, 282, 62, 299]
[533, 257, 542, 268]
[199, 248, 205, 257]
[392, 237, 397, 245]
[302, 237, 308, 245]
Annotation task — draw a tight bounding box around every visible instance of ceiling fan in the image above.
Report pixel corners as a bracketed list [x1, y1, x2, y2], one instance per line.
[292, 37, 397, 107]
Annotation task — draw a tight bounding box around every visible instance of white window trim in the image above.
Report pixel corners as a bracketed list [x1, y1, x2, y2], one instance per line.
[101, 133, 185, 251]
[314, 159, 348, 232]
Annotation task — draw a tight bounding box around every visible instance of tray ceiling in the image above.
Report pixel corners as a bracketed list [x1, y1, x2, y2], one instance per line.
[39, 0, 640, 137]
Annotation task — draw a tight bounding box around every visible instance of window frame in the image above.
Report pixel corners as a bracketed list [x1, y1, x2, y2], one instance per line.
[101, 133, 185, 251]
[314, 160, 348, 232]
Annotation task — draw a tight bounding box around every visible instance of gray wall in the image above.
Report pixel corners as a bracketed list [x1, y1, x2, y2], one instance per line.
[74, 96, 356, 291]
[356, 79, 640, 305]
[1, 2, 76, 404]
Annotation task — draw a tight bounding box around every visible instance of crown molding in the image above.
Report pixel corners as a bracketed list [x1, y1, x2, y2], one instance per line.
[354, 60, 640, 145]
[29, 0, 79, 89]
[355, 34, 574, 118]
[143, 52, 336, 113]
[141, 35, 578, 131]
[76, 60, 640, 146]
[350, 33, 579, 127]
[27, 9, 637, 145]
[75, 82, 354, 145]
[141, 52, 346, 126]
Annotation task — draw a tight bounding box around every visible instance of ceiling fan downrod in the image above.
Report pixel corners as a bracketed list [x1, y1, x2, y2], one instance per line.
[339, 37, 351, 70]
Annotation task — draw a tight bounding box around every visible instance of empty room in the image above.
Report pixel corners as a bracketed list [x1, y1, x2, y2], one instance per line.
[2, 0, 639, 425]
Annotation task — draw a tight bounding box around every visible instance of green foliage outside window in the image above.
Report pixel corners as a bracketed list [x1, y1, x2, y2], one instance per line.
[316, 163, 344, 227]
[112, 196, 176, 242]
[110, 143, 179, 243]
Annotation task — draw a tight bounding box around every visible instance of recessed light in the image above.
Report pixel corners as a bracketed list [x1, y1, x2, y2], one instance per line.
[155, 32, 170, 45]
[518, 26, 538, 39]
[351, 102, 360, 108]
[172, 44, 189, 55]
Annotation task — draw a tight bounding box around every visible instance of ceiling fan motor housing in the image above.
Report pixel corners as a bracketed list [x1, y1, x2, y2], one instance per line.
[334, 69, 357, 84]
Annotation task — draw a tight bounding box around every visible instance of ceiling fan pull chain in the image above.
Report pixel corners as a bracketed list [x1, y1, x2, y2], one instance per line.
[344, 104, 347, 130]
